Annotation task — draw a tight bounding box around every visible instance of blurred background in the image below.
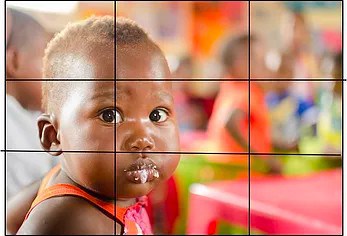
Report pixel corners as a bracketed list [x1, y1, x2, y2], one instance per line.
[5, 1, 342, 235]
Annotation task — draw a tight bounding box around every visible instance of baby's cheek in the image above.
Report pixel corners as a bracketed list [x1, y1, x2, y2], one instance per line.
[159, 123, 180, 151]
[90, 125, 114, 151]
[156, 154, 180, 181]
[115, 128, 123, 151]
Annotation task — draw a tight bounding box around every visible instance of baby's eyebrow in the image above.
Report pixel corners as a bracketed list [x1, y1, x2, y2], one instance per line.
[91, 90, 114, 100]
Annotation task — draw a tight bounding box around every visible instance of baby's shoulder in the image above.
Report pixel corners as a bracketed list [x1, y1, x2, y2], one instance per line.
[17, 196, 114, 235]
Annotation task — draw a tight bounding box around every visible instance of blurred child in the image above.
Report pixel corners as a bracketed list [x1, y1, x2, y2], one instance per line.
[208, 34, 272, 156]
[207, 34, 282, 173]
[265, 51, 316, 152]
[5, 8, 55, 201]
[281, 12, 320, 79]
[279, 11, 320, 119]
[6, 8, 48, 110]
[13, 17, 180, 235]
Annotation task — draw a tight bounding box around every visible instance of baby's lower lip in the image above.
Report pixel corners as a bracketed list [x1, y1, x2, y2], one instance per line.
[125, 168, 159, 184]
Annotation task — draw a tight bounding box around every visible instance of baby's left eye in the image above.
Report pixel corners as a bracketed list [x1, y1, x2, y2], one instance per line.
[149, 109, 168, 123]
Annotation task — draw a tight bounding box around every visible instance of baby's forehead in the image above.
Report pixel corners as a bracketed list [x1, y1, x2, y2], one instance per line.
[116, 81, 173, 102]
[65, 81, 114, 100]
[116, 80, 172, 89]
[56, 43, 114, 79]
[116, 44, 170, 79]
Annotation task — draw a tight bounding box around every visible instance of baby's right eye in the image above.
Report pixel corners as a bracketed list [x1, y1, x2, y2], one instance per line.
[99, 109, 122, 124]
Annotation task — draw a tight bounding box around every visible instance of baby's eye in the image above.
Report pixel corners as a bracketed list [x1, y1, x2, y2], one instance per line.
[99, 109, 122, 124]
[149, 109, 168, 123]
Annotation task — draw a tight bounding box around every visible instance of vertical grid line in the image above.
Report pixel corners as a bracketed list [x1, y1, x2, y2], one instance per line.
[114, 1, 117, 234]
[342, 0, 344, 235]
[4, 1, 7, 235]
[248, 1, 251, 235]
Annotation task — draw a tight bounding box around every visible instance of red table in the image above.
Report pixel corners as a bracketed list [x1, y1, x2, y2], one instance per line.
[187, 169, 342, 235]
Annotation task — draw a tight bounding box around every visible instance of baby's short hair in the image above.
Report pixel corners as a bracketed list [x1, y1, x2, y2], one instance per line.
[116, 17, 154, 45]
[116, 17, 148, 44]
[116, 17, 165, 56]
[43, 16, 166, 113]
[42, 16, 114, 113]
[115, 17, 169, 79]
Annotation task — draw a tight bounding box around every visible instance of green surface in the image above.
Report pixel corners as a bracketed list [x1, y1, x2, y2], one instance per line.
[173, 155, 247, 234]
[281, 155, 342, 176]
[217, 220, 265, 235]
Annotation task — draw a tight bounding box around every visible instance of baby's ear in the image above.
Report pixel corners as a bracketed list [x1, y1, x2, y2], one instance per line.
[6, 47, 19, 78]
[37, 114, 62, 156]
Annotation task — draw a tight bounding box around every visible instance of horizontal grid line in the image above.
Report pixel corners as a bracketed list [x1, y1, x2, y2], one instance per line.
[6, 79, 114, 82]
[2, 150, 113, 154]
[5, 78, 346, 82]
[116, 79, 346, 82]
[0, 149, 341, 156]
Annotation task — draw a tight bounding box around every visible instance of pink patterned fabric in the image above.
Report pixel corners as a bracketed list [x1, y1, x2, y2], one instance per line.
[123, 197, 153, 235]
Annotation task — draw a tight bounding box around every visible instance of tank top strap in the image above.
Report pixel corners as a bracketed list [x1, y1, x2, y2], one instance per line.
[26, 166, 149, 234]
[26, 184, 115, 220]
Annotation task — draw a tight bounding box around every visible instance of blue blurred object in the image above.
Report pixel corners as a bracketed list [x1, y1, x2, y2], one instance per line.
[284, 1, 340, 12]
[266, 91, 314, 117]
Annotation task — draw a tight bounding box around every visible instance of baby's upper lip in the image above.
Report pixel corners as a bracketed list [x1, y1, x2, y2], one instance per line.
[124, 157, 157, 172]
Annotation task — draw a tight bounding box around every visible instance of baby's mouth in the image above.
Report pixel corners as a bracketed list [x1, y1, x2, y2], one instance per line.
[124, 158, 160, 184]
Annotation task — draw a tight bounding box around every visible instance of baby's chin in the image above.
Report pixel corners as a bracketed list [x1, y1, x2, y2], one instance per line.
[116, 179, 159, 199]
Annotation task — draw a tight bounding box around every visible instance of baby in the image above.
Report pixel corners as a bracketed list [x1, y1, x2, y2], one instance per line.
[14, 16, 180, 235]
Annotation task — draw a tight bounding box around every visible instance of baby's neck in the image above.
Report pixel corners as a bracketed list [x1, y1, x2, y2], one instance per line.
[116, 198, 137, 208]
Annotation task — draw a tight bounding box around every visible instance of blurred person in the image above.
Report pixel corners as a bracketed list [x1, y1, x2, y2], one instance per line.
[6, 8, 48, 109]
[282, 52, 342, 176]
[207, 34, 281, 173]
[265, 52, 316, 152]
[6, 8, 55, 201]
[281, 12, 321, 79]
[316, 52, 342, 153]
[268, 10, 325, 152]
[279, 11, 320, 115]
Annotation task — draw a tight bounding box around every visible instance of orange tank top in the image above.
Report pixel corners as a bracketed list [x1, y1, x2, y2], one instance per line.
[25, 165, 150, 235]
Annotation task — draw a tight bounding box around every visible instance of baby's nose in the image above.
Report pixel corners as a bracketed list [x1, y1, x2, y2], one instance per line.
[129, 136, 154, 152]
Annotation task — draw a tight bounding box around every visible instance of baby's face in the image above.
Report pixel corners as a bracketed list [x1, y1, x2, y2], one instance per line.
[116, 44, 180, 198]
[58, 44, 115, 198]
